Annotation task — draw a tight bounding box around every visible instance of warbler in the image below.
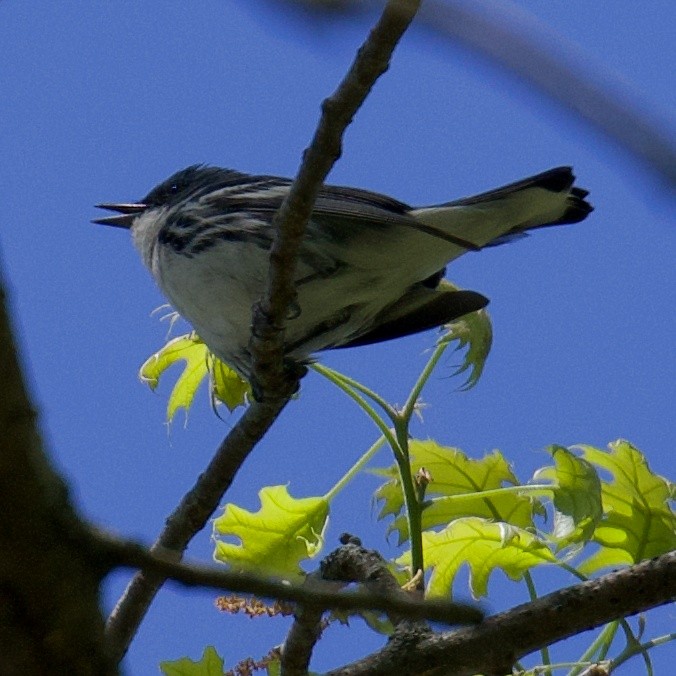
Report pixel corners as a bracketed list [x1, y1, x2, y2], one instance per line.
[94, 165, 592, 380]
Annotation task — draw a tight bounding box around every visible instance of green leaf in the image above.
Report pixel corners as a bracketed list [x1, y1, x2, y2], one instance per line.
[209, 354, 250, 412]
[398, 517, 556, 599]
[374, 441, 535, 543]
[534, 445, 603, 548]
[140, 334, 248, 421]
[266, 659, 281, 676]
[437, 281, 492, 389]
[213, 485, 330, 578]
[160, 646, 225, 675]
[577, 440, 675, 574]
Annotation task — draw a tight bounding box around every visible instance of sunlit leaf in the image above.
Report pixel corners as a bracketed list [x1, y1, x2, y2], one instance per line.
[213, 485, 330, 578]
[140, 334, 248, 421]
[533, 445, 603, 548]
[398, 517, 556, 599]
[209, 355, 250, 412]
[577, 440, 675, 574]
[437, 281, 492, 389]
[266, 659, 281, 676]
[374, 441, 535, 543]
[160, 646, 224, 675]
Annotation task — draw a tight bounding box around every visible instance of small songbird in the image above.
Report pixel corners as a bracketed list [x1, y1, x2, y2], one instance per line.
[94, 165, 592, 381]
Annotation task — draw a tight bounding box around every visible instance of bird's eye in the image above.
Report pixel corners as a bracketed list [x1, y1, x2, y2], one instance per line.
[170, 183, 180, 194]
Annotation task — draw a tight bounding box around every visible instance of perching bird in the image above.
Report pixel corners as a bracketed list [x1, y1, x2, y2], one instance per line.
[94, 165, 592, 381]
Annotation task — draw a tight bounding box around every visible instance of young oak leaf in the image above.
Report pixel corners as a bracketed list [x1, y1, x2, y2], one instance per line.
[374, 441, 535, 543]
[577, 440, 675, 574]
[398, 517, 556, 599]
[437, 280, 493, 390]
[533, 445, 603, 548]
[209, 354, 250, 412]
[213, 485, 330, 578]
[140, 334, 248, 421]
[160, 645, 225, 675]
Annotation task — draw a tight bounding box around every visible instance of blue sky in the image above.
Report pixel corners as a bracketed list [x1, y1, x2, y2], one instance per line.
[1, 1, 674, 673]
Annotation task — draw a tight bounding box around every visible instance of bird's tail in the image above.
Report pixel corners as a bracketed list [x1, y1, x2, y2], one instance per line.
[409, 166, 593, 252]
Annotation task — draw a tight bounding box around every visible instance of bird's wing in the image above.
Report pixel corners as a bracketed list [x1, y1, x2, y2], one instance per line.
[333, 283, 489, 349]
[203, 178, 480, 250]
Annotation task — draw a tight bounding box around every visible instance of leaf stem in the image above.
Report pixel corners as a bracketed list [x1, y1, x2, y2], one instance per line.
[425, 483, 554, 505]
[312, 363, 398, 421]
[524, 572, 552, 674]
[392, 417, 424, 584]
[324, 436, 387, 503]
[611, 632, 675, 672]
[312, 364, 399, 453]
[567, 621, 618, 676]
[401, 343, 447, 419]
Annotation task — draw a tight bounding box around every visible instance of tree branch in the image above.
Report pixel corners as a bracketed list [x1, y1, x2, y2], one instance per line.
[106, 0, 423, 661]
[97, 533, 482, 627]
[293, 0, 676, 187]
[104, 397, 289, 662]
[326, 551, 676, 676]
[281, 534, 436, 675]
[0, 267, 115, 674]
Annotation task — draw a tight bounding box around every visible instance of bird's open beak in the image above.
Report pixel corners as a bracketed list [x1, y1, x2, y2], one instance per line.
[92, 203, 147, 228]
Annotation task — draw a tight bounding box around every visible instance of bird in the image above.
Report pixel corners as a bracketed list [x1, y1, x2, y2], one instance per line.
[94, 165, 592, 382]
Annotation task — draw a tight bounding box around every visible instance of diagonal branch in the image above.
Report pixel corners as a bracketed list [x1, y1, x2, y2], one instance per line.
[326, 551, 676, 676]
[104, 397, 289, 662]
[105, 0, 423, 663]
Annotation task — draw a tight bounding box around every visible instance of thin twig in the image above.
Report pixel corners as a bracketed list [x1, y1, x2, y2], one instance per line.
[249, 0, 423, 399]
[97, 533, 483, 626]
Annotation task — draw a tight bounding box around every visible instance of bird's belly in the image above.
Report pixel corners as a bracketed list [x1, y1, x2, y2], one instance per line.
[152, 235, 430, 374]
[154, 243, 264, 370]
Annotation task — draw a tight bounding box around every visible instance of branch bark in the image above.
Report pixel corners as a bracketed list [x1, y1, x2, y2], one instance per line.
[280, 535, 447, 675]
[0, 269, 115, 674]
[98, 533, 481, 626]
[327, 551, 676, 676]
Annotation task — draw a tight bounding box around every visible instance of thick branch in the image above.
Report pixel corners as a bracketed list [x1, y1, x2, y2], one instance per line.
[327, 551, 676, 676]
[0, 269, 114, 674]
[280, 574, 333, 676]
[281, 535, 445, 675]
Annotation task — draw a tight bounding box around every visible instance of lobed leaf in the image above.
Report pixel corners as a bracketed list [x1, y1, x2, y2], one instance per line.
[534, 445, 603, 548]
[213, 485, 330, 578]
[160, 646, 225, 675]
[140, 334, 248, 421]
[437, 281, 493, 390]
[577, 440, 675, 574]
[398, 517, 556, 599]
[374, 441, 535, 543]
